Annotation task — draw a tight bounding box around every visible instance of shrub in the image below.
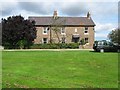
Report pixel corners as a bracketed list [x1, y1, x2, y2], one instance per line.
[30, 43, 79, 49]
[3, 43, 11, 49]
[67, 43, 79, 49]
[59, 43, 68, 49]
[17, 39, 28, 49]
[30, 44, 41, 49]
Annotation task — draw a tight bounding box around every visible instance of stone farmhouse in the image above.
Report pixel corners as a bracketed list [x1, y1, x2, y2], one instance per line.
[29, 11, 95, 49]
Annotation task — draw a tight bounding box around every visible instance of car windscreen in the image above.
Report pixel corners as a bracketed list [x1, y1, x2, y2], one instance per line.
[98, 41, 104, 45]
[98, 41, 113, 46]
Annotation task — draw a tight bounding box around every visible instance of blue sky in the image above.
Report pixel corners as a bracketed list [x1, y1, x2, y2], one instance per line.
[0, 0, 118, 40]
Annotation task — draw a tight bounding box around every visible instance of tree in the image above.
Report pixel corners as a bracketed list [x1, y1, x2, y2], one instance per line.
[108, 28, 120, 44]
[49, 17, 66, 43]
[0, 23, 2, 46]
[79, 38, 85, 49]
[2, 15, 36, 49]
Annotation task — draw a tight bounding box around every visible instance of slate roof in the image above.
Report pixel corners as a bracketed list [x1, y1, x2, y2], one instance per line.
[29, 16, 95, 26]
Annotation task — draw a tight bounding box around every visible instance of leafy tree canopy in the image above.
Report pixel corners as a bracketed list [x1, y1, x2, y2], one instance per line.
[2, 15, 36, 49]
[108, 28, 120, 44]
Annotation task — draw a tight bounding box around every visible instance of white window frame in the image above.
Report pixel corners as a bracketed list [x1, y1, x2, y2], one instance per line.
[75, 28, 77, 33]
[61, 27, 66, 35]
[84, 27, 89, 35]
[43, 27, 48, 34]
[42, 38, 48, 44]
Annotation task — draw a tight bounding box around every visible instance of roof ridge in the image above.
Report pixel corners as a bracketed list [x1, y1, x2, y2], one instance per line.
[29, 16, 87, 18]
[29, 16, 95, 26]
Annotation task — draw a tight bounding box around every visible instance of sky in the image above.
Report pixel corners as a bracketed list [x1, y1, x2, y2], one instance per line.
[0, 0, 119, 40]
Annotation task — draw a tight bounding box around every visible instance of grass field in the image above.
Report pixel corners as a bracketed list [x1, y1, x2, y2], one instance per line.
[2, 50, 118, 88]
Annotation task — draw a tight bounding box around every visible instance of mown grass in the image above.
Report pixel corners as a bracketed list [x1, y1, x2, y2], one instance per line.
[2, 50, 118, 88]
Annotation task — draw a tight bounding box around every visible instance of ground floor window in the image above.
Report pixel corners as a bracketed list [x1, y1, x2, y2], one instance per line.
[72, 35, 80, 43]
[72, 37, 80, 43]
[42, 38, 48, 44]
[85, 38, 88, 43]
[61, 37, 66, 43]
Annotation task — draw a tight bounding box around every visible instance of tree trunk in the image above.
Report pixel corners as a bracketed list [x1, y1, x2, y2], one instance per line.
[55, 31, 61, 43]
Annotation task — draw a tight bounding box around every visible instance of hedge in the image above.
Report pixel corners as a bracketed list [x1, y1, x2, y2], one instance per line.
[30, 43, 79, 49]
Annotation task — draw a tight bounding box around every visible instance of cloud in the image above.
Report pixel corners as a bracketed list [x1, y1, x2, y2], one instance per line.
[95, 23, 117, 40]
[87, 2, 118, 19]
[95, 33, 107, 38]
[9, 0, 119, 2]
[1, 1, 18, 16]
[0, 0, 118, 40]
[1, 1, 118, 17]
[59, 2, 88, 16]
[95, 23, 117, 33]
[18, 2, 54, 15]
[17, 2, 88, 16]
[95, 33, 108, 40]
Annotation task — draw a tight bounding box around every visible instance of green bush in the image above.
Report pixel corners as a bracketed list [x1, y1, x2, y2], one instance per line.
[67, 43, 79, 49]
[30, 44, 41, 49]
[59, 43, 67, 49]
[3, 43, 11, 49]
[30, 43, 79, 49]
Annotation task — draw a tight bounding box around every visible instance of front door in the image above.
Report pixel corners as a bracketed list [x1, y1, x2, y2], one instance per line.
[72, 37, 79, 43]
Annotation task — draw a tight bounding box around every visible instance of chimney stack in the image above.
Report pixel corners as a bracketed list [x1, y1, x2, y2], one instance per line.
[87, 12, 91, 19]
[53, 10, 58, 19]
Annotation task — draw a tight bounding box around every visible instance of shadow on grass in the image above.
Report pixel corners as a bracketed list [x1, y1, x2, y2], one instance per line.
[89, 51, 119, 53]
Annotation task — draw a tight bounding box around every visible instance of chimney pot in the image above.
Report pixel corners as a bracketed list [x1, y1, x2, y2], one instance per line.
[87, 12, 91, 19]
[53, 10, 58, 19]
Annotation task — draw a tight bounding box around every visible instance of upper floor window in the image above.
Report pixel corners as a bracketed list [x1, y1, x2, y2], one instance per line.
[84, 27, 88, 34]
[43, 27, 48, 34]
[75, 28, 77, 33]
[61, 27, 65, 34]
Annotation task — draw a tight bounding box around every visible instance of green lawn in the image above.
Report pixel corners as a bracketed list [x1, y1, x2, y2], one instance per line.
[2, 50, 118, 88]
